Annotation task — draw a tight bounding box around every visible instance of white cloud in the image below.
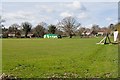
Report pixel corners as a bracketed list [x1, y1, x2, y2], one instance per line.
[106, 17, 112, 21]
[2, 11, 38, 27]
[3, 11, 35, 20]
[3, 11, 52, 26]
[0, 6, 2, 15]
[2, 2, 117, 28]
[0, 7, 2, 11]
[60, 12, 73, 17]
[105, 17, 117, 24]
[78, 12, 89, 19]
[67, 1, 86, 11]
[35, 5, 54, 13]
[85, 24, 93, 28]
[73, 1, 82, 9]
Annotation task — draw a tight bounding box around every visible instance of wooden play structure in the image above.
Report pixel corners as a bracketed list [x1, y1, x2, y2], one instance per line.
[96, 30, 119, 45]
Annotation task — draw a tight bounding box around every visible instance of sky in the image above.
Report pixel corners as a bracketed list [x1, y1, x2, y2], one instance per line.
[0, 0, 118, 28]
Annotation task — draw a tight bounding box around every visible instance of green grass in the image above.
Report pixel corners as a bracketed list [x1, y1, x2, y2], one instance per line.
[2, 37, 118, 78]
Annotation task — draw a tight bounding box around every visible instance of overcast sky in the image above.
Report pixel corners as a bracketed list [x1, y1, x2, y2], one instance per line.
[1, 1, 118, 28]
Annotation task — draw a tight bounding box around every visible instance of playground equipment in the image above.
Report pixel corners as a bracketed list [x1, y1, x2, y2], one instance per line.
[96, 31, 118, 44]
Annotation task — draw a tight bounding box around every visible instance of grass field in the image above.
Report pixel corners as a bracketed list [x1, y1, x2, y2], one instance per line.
[2, 37, 118, 78]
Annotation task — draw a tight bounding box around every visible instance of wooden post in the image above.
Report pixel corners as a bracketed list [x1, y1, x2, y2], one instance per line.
[117, 25, 120, 43]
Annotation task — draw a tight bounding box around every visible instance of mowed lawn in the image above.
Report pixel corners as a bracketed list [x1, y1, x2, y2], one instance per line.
[2, 38, 118, 78]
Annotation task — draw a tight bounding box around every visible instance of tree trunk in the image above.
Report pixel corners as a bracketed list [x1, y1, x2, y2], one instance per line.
[118, 27, 120, 43]
[25, 32, 28, 38]
[15, 31, 16, 37]
[69, 34, 72, 38]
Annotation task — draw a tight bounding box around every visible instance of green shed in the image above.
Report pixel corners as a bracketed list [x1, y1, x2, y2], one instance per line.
[44, 34, 58, 38]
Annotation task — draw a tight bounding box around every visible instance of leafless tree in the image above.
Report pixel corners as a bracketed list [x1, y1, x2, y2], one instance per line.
[21, 22, 32, 38]
[0, 16, 5, 35]
[33, 22, 46, 37]
[48, 24, 56, 34]
[57, 17, 80, 38]
[91, 24, 100, 35]
[0, 16, 5, 26]
[78, 27, 86, 36]
[9, 23, 20, 37]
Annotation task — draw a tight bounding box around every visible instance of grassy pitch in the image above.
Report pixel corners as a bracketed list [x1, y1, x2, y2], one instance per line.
[2, 38, 118, 78]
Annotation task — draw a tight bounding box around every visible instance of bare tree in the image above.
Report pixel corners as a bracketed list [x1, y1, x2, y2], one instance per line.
[115, 23, 120, 31]
[9, 23, 20, 37]
[33, 22, 46, 37]
[0, 16, 5, 36]
[91, 24, 100, 35]
[0, 16, 5, 27]
[57, 17, 80, 38]
[108, 24, 116, 33]
[56, 29, 63, 35]
[48, 24, 56, 34]
[2, 27, 8, 38]
[21, 22, 32, 38]
[78, 27, 86, 36]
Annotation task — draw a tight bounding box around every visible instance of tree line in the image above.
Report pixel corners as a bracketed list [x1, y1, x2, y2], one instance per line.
[0, 16, 119, 38]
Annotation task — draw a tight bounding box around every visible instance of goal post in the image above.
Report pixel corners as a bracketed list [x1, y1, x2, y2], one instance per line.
[117, 27, 120, 43]
[114, 31, 118, 42]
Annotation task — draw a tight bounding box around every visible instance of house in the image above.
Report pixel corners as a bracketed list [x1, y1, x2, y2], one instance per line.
[8, 32, 15, 37]
[27, 33, 33, 38]
[8, 33, 15, 37]
[0, 34, 2, 38]
[97, 30, 106, 36]
[82, 30, 92, 36]
[21, 33, 33, 38]
[97, 31, 104, 36]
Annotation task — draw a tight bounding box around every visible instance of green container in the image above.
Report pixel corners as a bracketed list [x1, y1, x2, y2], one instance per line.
[44, 34, 58, 38]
